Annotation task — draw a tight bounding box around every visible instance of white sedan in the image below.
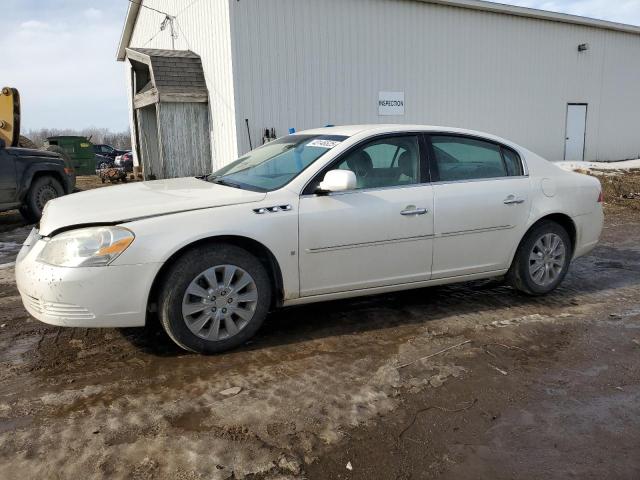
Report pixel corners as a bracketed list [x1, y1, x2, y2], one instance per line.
[16, 125, 603, 353]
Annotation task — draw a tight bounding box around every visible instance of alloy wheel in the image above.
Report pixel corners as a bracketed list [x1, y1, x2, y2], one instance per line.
[181, 264, 258, 341]
[528, 233, 566, 287]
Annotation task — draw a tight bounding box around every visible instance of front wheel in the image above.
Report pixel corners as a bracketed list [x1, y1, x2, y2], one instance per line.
[20, 175, 64, 223]
[507, 221, 572, 296]
[159, 244, 272, 354]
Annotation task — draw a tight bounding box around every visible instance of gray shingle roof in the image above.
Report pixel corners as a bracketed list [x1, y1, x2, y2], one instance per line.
[128, 48, 207, 96]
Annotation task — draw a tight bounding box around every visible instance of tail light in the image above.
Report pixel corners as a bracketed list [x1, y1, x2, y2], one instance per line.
[64, 167, 75, 175]
[597, 190, 604, 203]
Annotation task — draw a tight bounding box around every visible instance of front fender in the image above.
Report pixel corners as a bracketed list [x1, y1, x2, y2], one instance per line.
[18, 163, 73, 199]
[113, 200, 300, 300]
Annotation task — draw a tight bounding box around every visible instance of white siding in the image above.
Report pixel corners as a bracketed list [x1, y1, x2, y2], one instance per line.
[128, 0, 238, 169]
[125, 0, 640, 165]
[228, 0, 640, 161]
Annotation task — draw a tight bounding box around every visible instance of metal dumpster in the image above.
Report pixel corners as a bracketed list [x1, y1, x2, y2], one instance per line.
[45, 136, 96, 175]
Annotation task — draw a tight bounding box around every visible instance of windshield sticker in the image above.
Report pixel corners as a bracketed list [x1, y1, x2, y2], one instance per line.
[307, 139, 342, 149]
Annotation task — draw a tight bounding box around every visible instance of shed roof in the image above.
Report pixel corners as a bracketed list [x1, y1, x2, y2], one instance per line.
[127, 48, 207, 95]
[117, 0, 640, 61]
[127, 48, 208, 107]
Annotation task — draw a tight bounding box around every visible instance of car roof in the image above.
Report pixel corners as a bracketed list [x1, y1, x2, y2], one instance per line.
[298, 124, 501, 139]
[297, 124, 527, 153]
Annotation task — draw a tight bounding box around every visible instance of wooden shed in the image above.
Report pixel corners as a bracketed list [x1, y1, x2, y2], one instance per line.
[126, 48, 211, 180]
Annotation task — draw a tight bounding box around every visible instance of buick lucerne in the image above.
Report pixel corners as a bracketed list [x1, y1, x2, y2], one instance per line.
[16, 125, 603, 353]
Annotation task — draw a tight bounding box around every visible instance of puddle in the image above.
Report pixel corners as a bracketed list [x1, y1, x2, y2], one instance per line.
[0, 335, 39, 366]
[0, 416, 33, 434]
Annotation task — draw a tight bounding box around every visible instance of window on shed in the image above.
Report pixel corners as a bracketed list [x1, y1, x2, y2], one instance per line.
[130, 59, 152, 95]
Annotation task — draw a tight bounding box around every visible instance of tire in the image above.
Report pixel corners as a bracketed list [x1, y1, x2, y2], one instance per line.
[158, 244, 272, 354]
[507, 220, 572, 296]
[20, 175, 65, 223]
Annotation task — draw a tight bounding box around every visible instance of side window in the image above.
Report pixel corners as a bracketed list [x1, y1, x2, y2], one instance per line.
[333, 136, 420, 189]
[431, 136, 507, 182]
[502, 147, 524, 176]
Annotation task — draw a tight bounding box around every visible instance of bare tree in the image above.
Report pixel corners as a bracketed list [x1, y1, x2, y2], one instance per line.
[24, 128, 131, 150]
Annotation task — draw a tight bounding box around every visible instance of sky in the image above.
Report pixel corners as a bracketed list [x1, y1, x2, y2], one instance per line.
[2, 0, 640, 132]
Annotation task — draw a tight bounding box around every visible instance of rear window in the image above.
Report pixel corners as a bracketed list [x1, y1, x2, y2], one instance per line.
[502, 147, 524, 176]
[431, 136, 525, 181]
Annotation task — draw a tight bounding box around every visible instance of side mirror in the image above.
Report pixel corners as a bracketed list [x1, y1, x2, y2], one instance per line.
[318, 169, 357, 193]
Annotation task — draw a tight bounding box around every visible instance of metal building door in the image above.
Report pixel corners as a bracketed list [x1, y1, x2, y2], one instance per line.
[564, 104, 587, 161]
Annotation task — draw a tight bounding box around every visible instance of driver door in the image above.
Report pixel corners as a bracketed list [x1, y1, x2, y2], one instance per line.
[298, 134, 434, 297]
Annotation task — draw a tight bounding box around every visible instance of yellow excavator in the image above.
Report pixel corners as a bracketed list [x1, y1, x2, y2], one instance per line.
[0, 87, 37, 148]
[0, 87, 20, 147]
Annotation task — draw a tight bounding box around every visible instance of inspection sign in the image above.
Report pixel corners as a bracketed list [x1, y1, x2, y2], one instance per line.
[378, 91, 405, 116]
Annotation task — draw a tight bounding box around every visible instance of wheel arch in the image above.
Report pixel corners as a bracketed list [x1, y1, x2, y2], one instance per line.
[19, 167, 68, 199]
[146, 235, 285, 321]
[512, 212, 577, 265]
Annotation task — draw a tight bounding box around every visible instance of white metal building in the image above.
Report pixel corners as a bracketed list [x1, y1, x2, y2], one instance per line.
[117, 0, 640, 176]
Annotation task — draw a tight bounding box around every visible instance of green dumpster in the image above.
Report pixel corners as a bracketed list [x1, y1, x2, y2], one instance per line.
[45, 136, 96, 175]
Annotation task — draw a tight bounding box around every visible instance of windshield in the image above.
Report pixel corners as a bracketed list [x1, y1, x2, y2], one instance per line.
[207, 134, 348, 191]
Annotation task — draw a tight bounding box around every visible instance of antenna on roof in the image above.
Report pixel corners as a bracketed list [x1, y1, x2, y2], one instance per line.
[160, 15, 178, 50]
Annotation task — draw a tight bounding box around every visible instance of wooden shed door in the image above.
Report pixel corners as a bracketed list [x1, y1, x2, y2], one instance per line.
[136, 105, 161, 179]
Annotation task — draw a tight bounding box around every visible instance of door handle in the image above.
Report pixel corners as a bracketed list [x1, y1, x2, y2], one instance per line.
[504, 195, 525, 205]
[400, 207, 428, 216]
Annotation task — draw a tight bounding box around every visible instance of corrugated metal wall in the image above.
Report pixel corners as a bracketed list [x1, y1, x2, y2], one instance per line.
[128, 0, 238, 169]
[229, 0, 640, 161]
[128, 0, 640, 165]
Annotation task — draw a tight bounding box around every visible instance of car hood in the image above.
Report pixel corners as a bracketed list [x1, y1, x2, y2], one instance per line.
[7, 147, 63, 161]
[39, 177, 266, 236]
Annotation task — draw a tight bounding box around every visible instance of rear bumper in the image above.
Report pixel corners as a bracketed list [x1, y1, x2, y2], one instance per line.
[573, 206, 604, 259]
[15, 234, 160, 328]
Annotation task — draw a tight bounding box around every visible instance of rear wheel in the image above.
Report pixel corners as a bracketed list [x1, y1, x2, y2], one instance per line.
[508, 221, 572, 295]
[159, 244, 272, 354]
[20, 175, 64, 223]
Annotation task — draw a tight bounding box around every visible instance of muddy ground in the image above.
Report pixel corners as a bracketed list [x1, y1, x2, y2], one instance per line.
[0, 175, 639, 479]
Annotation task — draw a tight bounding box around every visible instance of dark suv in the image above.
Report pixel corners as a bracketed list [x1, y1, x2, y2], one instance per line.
[0, 139, 75, 222]
[93, 144, 128, 160]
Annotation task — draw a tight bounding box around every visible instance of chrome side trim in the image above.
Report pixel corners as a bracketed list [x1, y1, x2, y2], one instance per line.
[300, 182, 432, 198]
[306, 225, 514, 253]
[431, 175, 529, 186]
[307, 234, 434, 253]
[440, 225, 514, 237]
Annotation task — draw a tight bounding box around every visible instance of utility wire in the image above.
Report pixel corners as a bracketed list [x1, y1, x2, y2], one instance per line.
[127, 0, 171, 17]
[128, 0, 178, 50]
[175, 0, 202, 17]
[142, 28, 163, 47]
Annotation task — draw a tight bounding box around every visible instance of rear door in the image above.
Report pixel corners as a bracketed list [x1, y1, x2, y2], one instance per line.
[428, 134, 531, 279]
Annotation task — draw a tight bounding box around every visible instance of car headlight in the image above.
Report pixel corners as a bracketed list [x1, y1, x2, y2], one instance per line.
[37, 226, 135, 267]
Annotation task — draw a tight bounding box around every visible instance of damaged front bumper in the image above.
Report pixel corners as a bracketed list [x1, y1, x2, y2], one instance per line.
[15, 229, 159, 328]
